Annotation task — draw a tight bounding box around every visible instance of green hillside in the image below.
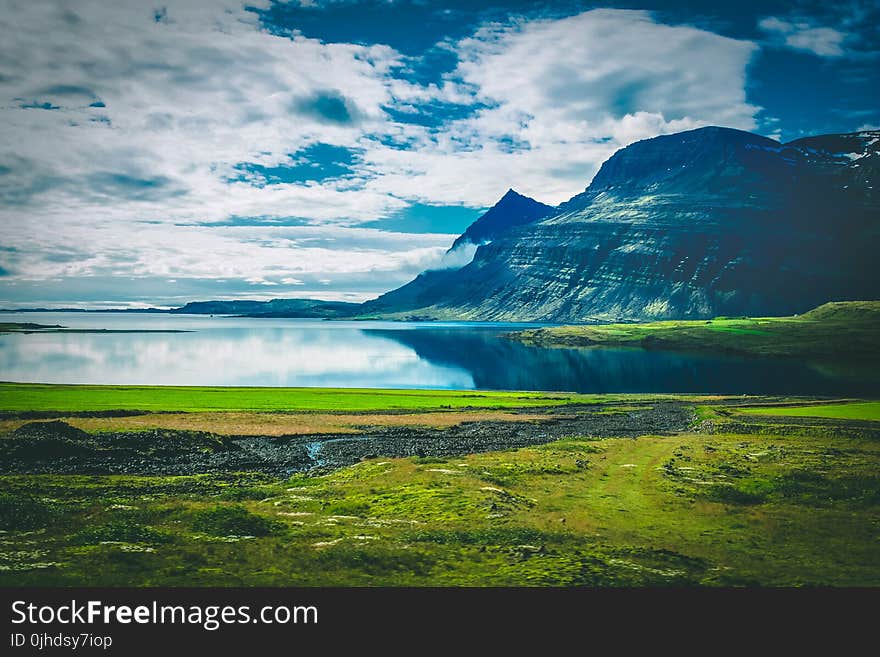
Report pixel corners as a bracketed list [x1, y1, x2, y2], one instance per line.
[513, 301, 880, 359]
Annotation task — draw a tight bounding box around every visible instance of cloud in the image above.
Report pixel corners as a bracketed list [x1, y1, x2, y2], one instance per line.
[0, 214, 457, 306]
[359, 9, 759, 206]
[0, 0, 404, 217]
[759, 16, 848, 57]
[86, 172, 186, 202]
[460, 10, 756, 125]
[292, 90, 363, 124]
[429, 242, 479, 271]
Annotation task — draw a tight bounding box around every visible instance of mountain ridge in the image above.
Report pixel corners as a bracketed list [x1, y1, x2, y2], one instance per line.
[69, 126, 876, 322]
[362, 125, 879, 322]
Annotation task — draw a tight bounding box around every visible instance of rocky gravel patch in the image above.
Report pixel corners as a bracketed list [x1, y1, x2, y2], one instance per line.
[0, 403, 695, 476]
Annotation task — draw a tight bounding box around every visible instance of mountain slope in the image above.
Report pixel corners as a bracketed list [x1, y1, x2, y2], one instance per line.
[362, 189, 555, 318]
[366, 126, 880, 322]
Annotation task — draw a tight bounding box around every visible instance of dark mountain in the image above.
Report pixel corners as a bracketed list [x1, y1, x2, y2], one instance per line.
[450, 189, 555, 250]
[361, 189, 554, 318]
[364, 126, 880, 322]
[172, 298, 360, 318]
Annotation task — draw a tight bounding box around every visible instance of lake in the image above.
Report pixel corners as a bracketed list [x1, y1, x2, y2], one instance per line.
[0, 312, 876, 395]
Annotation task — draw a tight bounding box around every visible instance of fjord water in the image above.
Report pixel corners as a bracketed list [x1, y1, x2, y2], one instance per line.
[0, 312, 876, 395]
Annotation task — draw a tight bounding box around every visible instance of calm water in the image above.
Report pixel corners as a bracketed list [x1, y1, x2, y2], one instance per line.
[0, 312, 876, 395]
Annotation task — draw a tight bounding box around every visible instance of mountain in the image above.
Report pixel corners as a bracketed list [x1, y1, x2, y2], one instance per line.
[364, 126, 880, 322]
[449, 189, 555, 250]
[361, 189, 554, 318]
[172, 298, 360, 318]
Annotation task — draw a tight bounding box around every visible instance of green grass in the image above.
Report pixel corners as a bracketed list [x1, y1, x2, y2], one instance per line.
[738, 401, 880, 421]
[2, 406, 879, 586]
[513, 301, 880, 359]
[0, 382, 617, 413]
[2, 392, 878, 586]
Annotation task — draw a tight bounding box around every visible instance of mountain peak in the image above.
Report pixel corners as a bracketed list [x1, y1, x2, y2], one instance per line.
[497, 188, 532, 204]
[679, 124, 773, 139]
[572, 124, 783, 199]
[451, 189, 554, 250]
[633, 125, 780, 150]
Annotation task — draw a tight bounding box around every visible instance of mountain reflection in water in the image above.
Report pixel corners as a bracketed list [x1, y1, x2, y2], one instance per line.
[0, 313, 876, 395]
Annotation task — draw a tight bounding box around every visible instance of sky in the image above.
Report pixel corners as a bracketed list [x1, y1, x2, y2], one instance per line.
[0, 0, 878, 308]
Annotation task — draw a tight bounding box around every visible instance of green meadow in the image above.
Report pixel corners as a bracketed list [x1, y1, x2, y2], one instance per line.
[0, 383, 600, 413]
[1, 393, 878, 586]
[737, 401, 880, 421]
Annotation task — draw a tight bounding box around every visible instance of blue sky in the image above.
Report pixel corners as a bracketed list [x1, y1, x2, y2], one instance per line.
[0, 0, 877, 307]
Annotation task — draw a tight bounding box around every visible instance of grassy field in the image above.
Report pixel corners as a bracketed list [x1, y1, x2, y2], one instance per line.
[737, 401, 880, 421]
[0, 383, 613, 413]
[1, 393, 878, 586]
[512, 301, 880, 359]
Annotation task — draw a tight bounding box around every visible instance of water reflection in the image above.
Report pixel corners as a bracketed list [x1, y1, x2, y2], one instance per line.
[0, 313, 876, 394]
[368, 328, 878, 395]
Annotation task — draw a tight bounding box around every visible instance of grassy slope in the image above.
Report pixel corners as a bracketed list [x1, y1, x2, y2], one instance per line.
[512, 301, 880, 359]
[3, 409, 878, 586]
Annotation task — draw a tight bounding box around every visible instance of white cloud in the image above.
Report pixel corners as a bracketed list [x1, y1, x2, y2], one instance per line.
[759, 16, 848, 57]
[429, 242, 479, 271]
[0, 213, 455, 291]
[0, 0, 406, 221]
[360, 9, 759, 206]
[0, 0, 446, 302]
